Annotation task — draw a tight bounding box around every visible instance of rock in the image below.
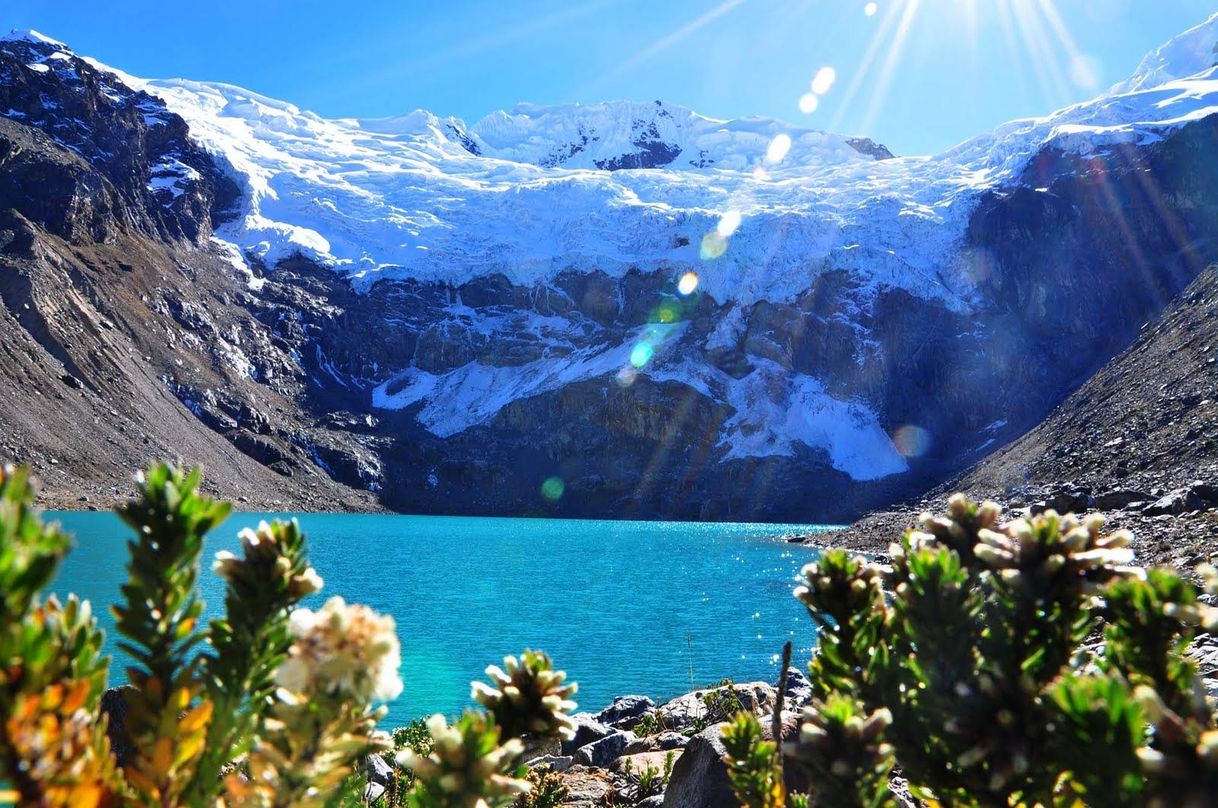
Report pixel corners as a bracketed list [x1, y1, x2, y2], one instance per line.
[562, 713, 616, 755]
[572, 730, 635, 768]
[610, 750, 682, 777]
[1046, 488, 1090, 514]
[362, 754, 395, 803]
[526, 754, 574, 773]
[558, 766, 614, 808]
[625, 731, 688, 754]
[783, 667, 813, 708]
[595, 694, 655, 729]
[638, 796, 666, 808]
[661, 724, 735, 808]
[1095, 490, 1151, 510]
[1190, 480, 1218, 505]
[99, 686, 138, 766]
[657, 681, 777, 731]
[1144, 488, 1206, 516]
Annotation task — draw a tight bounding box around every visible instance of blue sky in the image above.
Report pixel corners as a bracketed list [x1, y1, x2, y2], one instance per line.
[3, 0, 1216, 154]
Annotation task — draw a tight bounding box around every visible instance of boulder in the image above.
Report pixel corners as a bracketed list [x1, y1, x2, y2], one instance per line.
[625, 731, 688, 754]
[595, 695, 656, 729]
[559, 766, 614, 808]
[562, 713, 616, 755]
[572, 730, 635, 768]
[664, 716, 808, 808]
[1144, 488, 1206, 516]
[783, 667, 813, 708]
[661, 724, 735, 808]
[526, 754, 574, 773]
[638, 796, 666, 808]
[1094, 490, 1151, 510]
[1189, 480, 1218, 505]
[657, 681, 777, 731]
[1046, 488, 1090, 514]
[610, 750, 682, 777]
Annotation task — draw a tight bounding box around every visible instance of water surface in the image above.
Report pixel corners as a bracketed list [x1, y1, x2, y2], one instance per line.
[49, 511, 832, 726]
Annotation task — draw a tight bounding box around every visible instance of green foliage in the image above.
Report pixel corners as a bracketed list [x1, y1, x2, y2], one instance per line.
[783, 695, 895, 808]
[722, 711, 784, 808]
[472, 650, 579, 742]
[400, 711, 529, 808]
[513, 764, 568, 808]
[0, 461, 583, 808]
[740, 494, 1218, 808]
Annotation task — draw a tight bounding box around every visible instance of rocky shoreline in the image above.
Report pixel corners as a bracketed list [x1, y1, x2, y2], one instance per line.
[803, 477, 1218, 575]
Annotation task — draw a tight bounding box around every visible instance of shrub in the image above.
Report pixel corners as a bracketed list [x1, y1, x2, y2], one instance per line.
[725, 495, 1218, 807]
[0, 463, 578, 808]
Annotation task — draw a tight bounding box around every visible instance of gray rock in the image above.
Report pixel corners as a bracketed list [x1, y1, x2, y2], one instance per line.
[363, 754, 395, 804]
[595, 694, 656, 729]
[526, 754, 574, 773]
[638, 796, 666, 808]
[562, 713, 616, 755]
[1144, 488, 1206, 516]
[658, 681, 777, 731]
[661, 724, 735, 808]
[783, 667, 813, 708]
[1094, 490, 1150, 510]
[625, 731, 690, 754]
[572, 730, 635, 768]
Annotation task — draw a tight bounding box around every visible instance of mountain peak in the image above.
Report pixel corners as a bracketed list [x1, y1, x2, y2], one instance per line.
[1115, 12, 1218, 94]
[1, 29, 69, 50]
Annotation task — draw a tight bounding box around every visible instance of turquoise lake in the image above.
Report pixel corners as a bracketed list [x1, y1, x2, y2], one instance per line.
[47, 511, 832, 728]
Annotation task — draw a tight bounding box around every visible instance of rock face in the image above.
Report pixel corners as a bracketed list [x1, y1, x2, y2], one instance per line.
[959, 265, 1218, 502]
[661, 724, 736, 808]
[5, 23, 1218, 521]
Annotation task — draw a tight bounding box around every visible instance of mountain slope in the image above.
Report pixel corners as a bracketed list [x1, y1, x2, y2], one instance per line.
[4, 19, 1218, 518]
[958, 265, 1218, 496]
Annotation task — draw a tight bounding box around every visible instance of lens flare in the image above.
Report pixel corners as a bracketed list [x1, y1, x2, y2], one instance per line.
[677, 271, 699, 296]
[630, 342, 654, 368]
[765, 133, 792, 164]
[615, 365, 637, 387]
[798, 93, 819, 114]
[810, 66, 837, 96]
[655, 301, 680, 323]
[700, 231, 728, 260]
[717, 210, 742, 238]
[864, 2, 878, 17]
[892, 425, 933, 458]
[541, 476, 565, 501]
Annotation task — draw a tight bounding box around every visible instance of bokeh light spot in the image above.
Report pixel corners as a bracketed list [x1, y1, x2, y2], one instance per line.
[798, 93, 820, 114]
[864, 2, 878, 17]
[656, 301, 680, 323]
[677, 271, 699, 296]
[765, 133, 792, 164]
[717, 210, 742, 238]
[892, 425, 933, 458]
[630, 342, 654, 368]
[700, 231, 728, 260]
[541, 476, 565, 501]
[811, 66, 837, 96]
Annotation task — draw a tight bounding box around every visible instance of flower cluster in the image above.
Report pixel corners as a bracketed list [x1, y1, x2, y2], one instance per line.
[398, 712, 529, 808]
[276, 596, 403, 702]
[471, 650, 578, 741]
[212, 520, 323, 599]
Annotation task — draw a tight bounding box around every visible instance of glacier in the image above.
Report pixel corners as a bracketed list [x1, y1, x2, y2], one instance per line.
[13, 14, 1214, 484]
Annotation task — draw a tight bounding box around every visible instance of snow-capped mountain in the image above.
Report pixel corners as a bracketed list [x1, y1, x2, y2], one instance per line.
[4, 17, 1218, 519]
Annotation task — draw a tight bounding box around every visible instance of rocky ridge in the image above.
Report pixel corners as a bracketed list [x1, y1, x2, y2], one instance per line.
[4, 20, 1218, 519]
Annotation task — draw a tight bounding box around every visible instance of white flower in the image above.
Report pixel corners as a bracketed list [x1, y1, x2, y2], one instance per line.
[276, 596, 403, 702]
